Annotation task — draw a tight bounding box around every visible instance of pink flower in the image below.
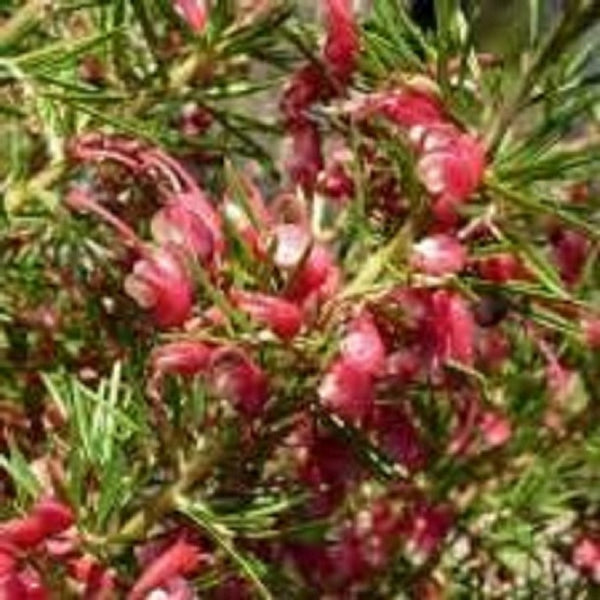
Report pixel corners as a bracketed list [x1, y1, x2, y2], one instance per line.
[417, 127, 485, 204]
[411, 234, 466, 276]
[124, 245, 194, 329]
[210, 348, 269, 417]
[128, 538, 201, 600]
[323, 0, 359, 86]
[319, 358, 375, 422]
[340, 313, 386, 376]
[150, 341, 212, 377]
[173, 0, 207, 33]
[231, 290, 303, 340]
[572, 536, 600, 583]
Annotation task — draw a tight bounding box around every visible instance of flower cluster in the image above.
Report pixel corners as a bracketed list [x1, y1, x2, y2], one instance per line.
[1, 1, 599, 597]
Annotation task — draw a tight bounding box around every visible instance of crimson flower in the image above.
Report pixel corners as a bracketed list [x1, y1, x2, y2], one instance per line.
[319, 358, 375, 422]
[124, 245, 194, 329]
[0, 498, 74, 551]
[230, 290, 303, 340]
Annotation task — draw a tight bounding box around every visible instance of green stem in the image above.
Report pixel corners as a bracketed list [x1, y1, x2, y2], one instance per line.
[112, 440, 220, 542]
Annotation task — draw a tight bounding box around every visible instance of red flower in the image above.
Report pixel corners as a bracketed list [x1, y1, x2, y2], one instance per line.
[417, 126, 485, 204]
[426, 290, 475, 367]
[323, 0, 359, 86]
[411, 234, 466, 276]
[150, 341, 212, 377]
[124, 245, 194, 329]
[0, 499, 73, 550]
[340, 313, 386, 376]
[151, 200, 215, 262]
[231, 290, 303, 340]
[173, 0, 207, 33]
[210, 347, 269, 417]
[128, 538, 201, 600]
[319, 358, 375, 422]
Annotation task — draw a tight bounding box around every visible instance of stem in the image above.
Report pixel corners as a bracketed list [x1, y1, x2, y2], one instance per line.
[113, 440, 221, 542]
[485, 1, 594, 155]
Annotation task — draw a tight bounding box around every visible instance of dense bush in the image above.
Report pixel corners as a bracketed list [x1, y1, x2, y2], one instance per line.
[0, 1, 599, 597]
